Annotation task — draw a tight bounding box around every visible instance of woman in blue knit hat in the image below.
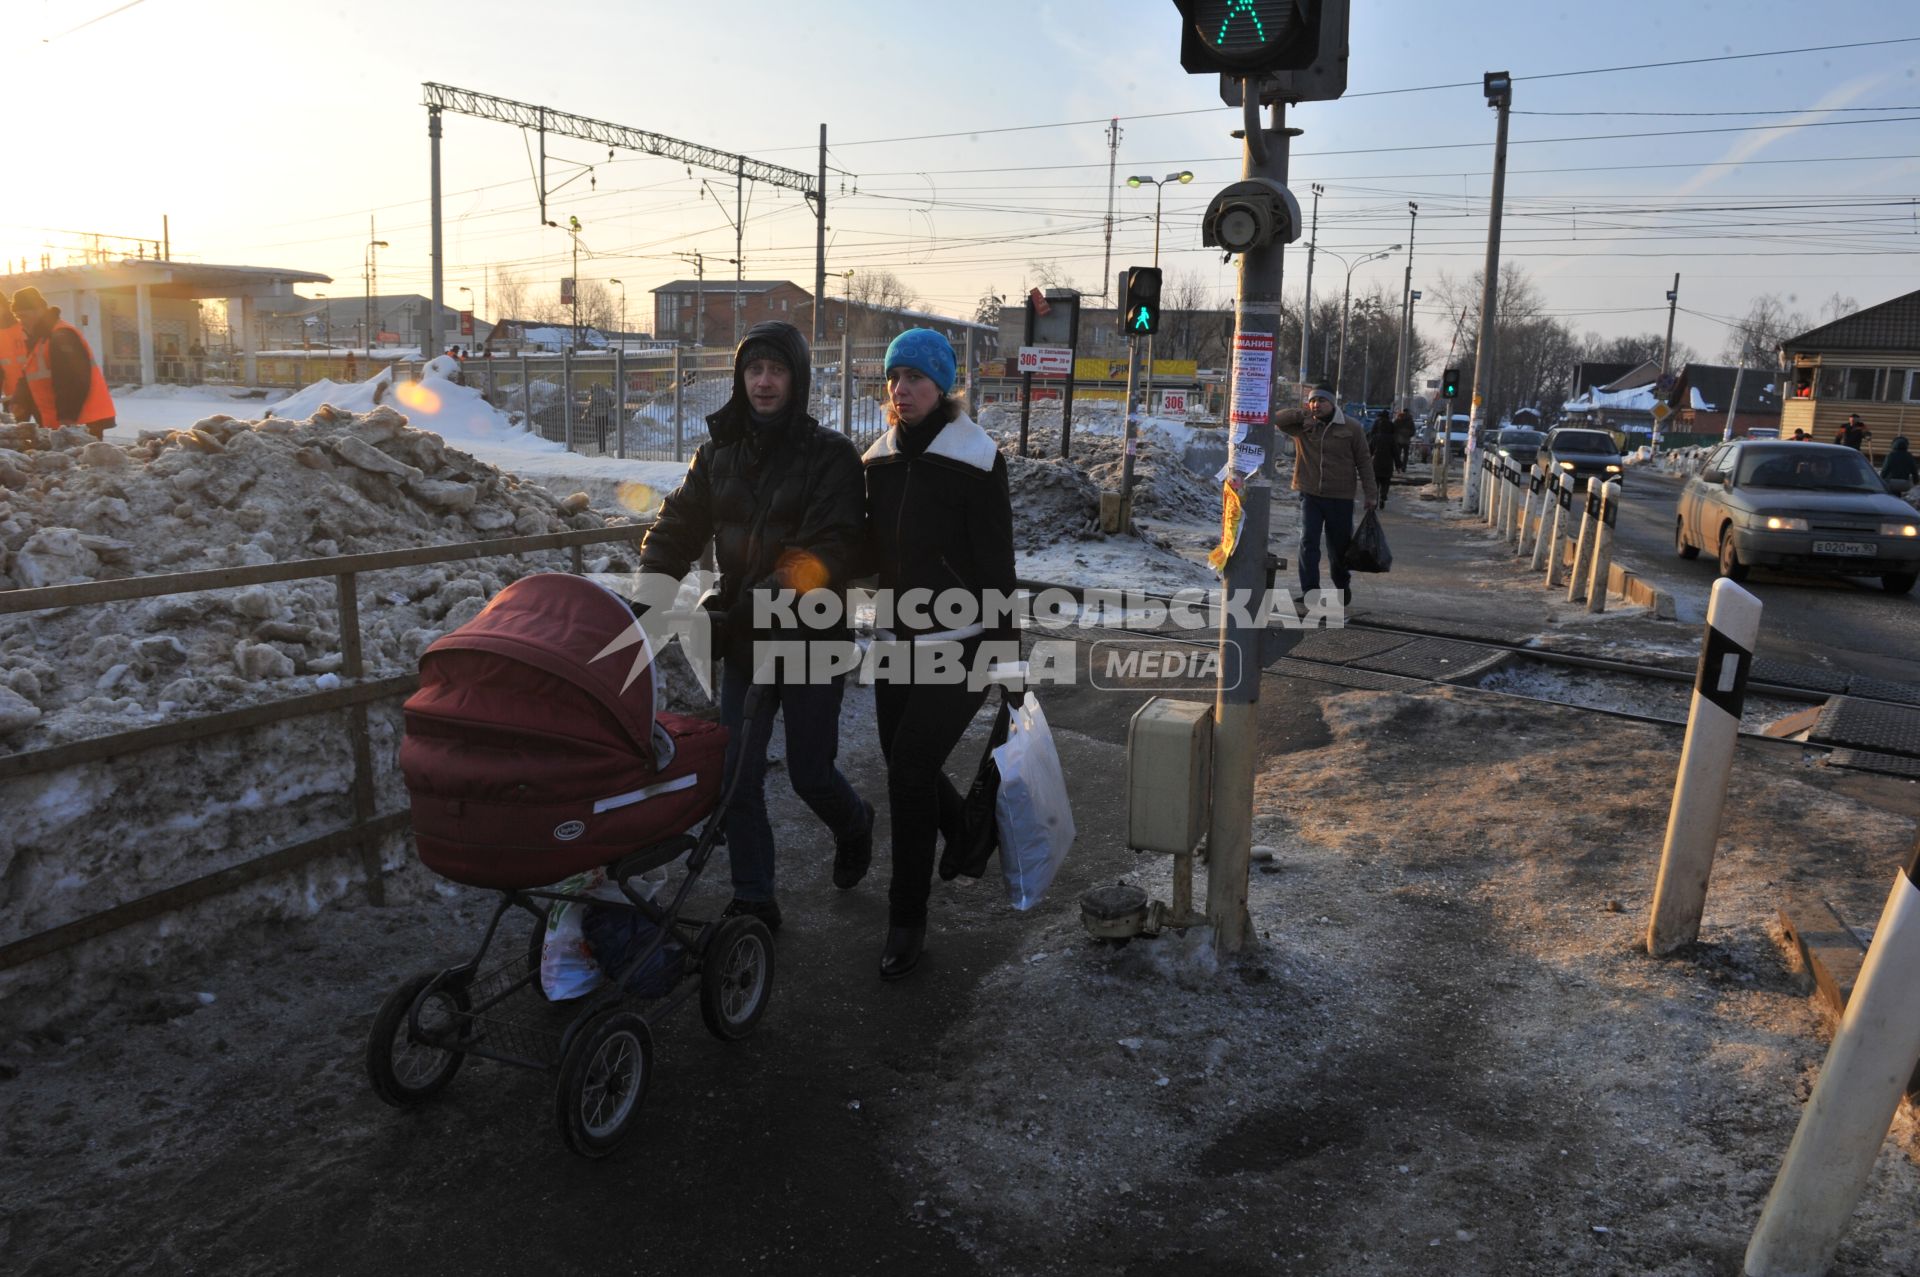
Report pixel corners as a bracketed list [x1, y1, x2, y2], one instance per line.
[857, 329, 1017, 980]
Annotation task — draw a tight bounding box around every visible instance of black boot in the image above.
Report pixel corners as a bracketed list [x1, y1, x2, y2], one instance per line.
[879, 924, 925, 982]
[723, 897, 782, 932]
[833, 798, 876, 891]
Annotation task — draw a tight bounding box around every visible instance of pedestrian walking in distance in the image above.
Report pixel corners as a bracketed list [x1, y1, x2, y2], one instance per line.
[1369, 410, 1397, 509]
[1273, 385, 1379, 608]
[861, 329, 1017, 982]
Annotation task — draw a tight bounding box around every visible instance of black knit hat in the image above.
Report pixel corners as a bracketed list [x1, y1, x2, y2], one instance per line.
[10, 286, 46, 312]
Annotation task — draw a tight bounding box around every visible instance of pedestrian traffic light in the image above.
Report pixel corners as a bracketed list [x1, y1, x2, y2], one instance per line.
[1123, 267, 1163, 336]
[1442, 368, 1461, 399]
[1174, 0, 1342, 75]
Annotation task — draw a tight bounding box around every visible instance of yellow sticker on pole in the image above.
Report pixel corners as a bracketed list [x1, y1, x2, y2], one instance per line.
[1207, 478, 1246, 573]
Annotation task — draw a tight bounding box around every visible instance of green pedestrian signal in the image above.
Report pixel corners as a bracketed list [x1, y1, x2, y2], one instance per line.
[1123, 266, 1162, 336]
[1216, 0, 1266, 42]
[1177, 0, 1328, 74]
[1442, 368, 1461, 399]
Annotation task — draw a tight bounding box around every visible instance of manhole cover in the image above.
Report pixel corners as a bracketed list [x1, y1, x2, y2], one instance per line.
[1352, 637, 1508, 683]
[1286, 629, 1413, 666]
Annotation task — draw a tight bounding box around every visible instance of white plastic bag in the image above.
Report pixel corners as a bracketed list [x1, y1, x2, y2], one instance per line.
[540, 868, 660, 1000]
[993, 692, 1075, 910]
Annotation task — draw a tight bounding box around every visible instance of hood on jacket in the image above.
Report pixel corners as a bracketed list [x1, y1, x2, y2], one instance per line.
[1891, 436, 1912, 454]
[709, 320, 813, 444]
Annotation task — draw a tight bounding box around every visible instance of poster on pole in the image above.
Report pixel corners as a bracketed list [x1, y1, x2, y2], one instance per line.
[1230, 332, 1274, 426]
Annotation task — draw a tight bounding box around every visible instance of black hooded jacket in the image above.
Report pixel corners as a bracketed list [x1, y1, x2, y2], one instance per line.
[639, 321, 865, 653]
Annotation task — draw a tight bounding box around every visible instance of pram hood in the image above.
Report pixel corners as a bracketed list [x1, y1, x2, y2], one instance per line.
[416, 572, 675, 769]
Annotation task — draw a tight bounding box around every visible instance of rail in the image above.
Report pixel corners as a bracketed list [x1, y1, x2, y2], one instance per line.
[0, 521, 653, 972]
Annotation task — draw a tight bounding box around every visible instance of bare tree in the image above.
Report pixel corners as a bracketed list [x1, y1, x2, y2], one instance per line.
[1820, 291, 1859, 324]
[1426, 266, 1587, 425]
[972, 290, 1003, 328]
[1720, 293, 1808, 367]
[1577, 332, 1695, 369]
[491, 267, 528, 322]
[845, 269, 921, 343]
[1025, 259, 1084, 295]
[575, 280, 616, 335]
[1157, 269, 1234, 369]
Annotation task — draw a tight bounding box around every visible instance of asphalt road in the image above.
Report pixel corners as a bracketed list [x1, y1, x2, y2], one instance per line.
[1607, 468, 1920, 683]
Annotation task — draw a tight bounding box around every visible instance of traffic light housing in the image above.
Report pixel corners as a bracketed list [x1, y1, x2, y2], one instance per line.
[1175, 0, 1337, 75]
[1442, 368, 1461, 399]
[1123, 267, 1163, 336]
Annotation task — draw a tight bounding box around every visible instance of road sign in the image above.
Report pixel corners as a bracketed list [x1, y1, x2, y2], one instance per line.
[1652, 401, 1673, 421]
[1018, 345, 1074, 377]
[1159, 389, 1190, 415]
[1655, 372, 1677, 396]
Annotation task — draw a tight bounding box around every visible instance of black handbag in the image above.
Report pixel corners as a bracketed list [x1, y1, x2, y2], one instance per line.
[939, 685, 1012, 881]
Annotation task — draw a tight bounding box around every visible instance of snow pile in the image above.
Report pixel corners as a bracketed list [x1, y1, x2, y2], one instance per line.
[0, 407, 656, 753]
[267, 369, 562, 453]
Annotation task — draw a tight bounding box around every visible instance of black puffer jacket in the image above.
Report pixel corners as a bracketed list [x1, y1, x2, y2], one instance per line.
[639, 321, 865, 656]
[864, 408, 1017, 642]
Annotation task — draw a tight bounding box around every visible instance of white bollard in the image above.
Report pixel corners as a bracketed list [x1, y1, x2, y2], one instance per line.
[1483, 457, 1499, 524]
[1744, 858, 1920, 1277]
[1536, 471, 1564, 574]
[1523, 462, 1548, 557]
[1584, 479, 1621, 613]
[1646, 577, 1762, 956]
[1565, 476, 1601, 603]
[1509, 463, 1532, 550]
[1543, 473, 1570, 584]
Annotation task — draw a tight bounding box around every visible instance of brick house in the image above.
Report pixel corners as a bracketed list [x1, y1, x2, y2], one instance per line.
[650, 280, 812, 347]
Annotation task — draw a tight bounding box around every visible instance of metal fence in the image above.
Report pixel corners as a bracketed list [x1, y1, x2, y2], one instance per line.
[462, 340, 896, 463]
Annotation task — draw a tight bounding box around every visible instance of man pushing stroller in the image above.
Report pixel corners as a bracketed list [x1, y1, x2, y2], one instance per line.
[634, 321, 873, 932]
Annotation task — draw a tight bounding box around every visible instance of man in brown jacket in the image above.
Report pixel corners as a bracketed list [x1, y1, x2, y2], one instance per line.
[1274, 385, 1379, 605]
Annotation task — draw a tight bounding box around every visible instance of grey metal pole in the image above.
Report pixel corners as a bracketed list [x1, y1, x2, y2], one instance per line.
[734, 157, 745, 347]
[1120, 333, 1140, 496]
[964, 326, 975, 406]
[1465, 79, 1511, 468]
[428, 107, 444, 360]
[519, 353, 530, 433]
[840, 331, 852, 438]
[1334, 271, 1352, 399]
[1299, 182, 1319, 381]
[672, 344, 685, 462]
[1724, 364, 1746, 441]
[1205, 92, 1290, 957]
[1393, 204, 1417, 405]
[614, 345, 626, 460]
[561, 347, 574, 452]
[813, 124, 827, 355]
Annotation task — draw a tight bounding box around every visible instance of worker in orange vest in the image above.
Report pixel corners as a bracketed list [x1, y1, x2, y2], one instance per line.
[8, 286, 116, 439]
[0, 289, 27, 405]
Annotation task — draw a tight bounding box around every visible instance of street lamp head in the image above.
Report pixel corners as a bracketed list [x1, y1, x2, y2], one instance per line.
[1172, 170, 1194, 184]
[1387, 244, 1402, 252]
[1127, 175, 1151, 187]
[609, 278, 621, 286]
[371, 240, 388, 249]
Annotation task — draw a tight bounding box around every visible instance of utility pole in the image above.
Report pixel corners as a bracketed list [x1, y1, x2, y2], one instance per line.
[1661, 272, 1681, 374]
[568, 216, 581, 348]
[1102, 118, 1122, 303]
[1392, 201, 1418, 410]
[813, 124, 827, 353]
[1461, 71, 1513, 508]
[734, 156, 746, 346]
[1299, 182, 1321, 383]
[428, 106, 444, 358]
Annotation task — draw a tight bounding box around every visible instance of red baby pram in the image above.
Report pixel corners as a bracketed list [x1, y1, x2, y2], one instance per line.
[367, 572, 772, 1157]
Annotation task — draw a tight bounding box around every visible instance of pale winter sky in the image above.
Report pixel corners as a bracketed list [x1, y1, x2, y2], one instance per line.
[13, 0, 1920, 362]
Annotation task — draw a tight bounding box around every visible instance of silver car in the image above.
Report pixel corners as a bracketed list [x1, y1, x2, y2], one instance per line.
[1674, 441, 1920, 593]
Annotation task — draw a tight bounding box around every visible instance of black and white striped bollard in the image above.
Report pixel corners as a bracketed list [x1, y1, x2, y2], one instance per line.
[1744, 838, 1920, 1275]
[1509, 460, 1533, 550]
[1535, 470, 1561, 573]
[1543, 472, 1572, 584]
[1565, 476, 1602, 603]
[1647, 576, 1762, 955]
[1584, 479, 1622, 613]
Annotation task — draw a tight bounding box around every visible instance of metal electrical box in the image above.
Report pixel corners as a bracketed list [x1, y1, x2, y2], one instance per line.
[1125, 698, 1213, 854]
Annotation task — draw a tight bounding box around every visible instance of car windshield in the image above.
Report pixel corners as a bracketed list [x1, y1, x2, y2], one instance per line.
[1737, 448, 1883, 492]
[1551, 432, 1615, 454]
[1497, 431, 1544, 447]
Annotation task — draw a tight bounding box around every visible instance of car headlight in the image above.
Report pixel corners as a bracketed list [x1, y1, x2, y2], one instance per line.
[1558, 461, 1574, 471]
[1880, 522, 1919, 538]
[1764, 516, 1808, 532]
[1605, 463, 1622, 473]
[1498, 448, 1510, 458]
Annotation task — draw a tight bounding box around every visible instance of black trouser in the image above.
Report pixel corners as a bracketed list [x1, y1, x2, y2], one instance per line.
[874, 637, 989, 927]
[1375, 470, 1393, 505]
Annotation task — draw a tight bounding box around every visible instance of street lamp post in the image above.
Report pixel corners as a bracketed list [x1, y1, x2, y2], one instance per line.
[1318, 244, 1398, 400]
[1125, 169, 1193, 446]
[1300, 182, 1322, 383]
[609, 278, 626, 350]
[1393, 201, 1418, 409]
[314, 293, 329, 351]
[457, 285, 472, 351]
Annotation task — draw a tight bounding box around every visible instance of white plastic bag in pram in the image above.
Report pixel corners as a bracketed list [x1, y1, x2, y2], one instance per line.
[540, 867, 665, 1000]
[993, 692, 1075, 910]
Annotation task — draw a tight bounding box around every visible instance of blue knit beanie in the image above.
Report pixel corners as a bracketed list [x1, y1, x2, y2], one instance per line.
[884, 328, 956, 394]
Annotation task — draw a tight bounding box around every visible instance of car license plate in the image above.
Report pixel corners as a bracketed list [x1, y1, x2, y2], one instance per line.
[1812, 540, 1876, 556]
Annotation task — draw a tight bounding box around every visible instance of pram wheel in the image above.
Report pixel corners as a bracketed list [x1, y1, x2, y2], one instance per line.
[367, 972, 469, 1107]
[699, 916, 775, 1041]
[554, 1008, 652, 1158]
